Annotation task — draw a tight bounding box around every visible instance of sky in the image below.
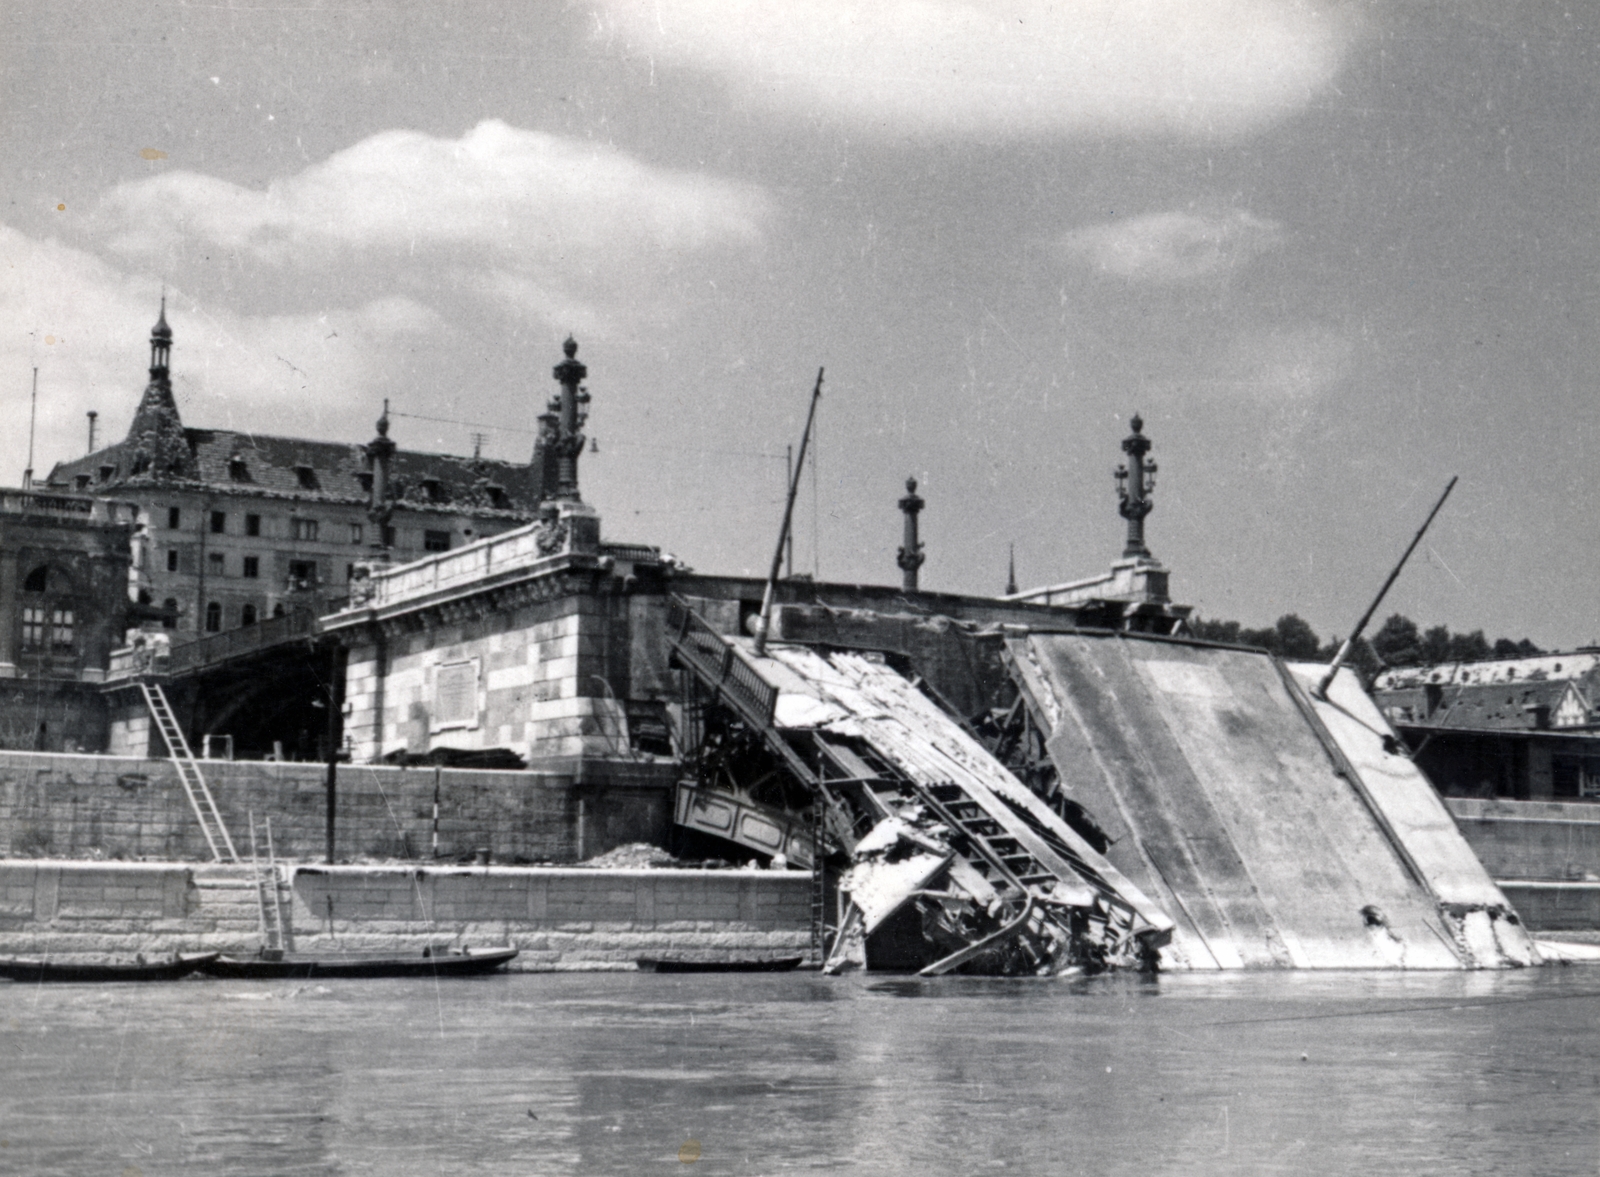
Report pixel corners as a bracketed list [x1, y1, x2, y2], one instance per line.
[2, 0, 1596, 650]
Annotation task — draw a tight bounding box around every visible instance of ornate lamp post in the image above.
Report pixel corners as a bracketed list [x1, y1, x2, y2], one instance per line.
[550, 337, 590, 501]
[1115, 414, 1157, 560]
[896, 477, 926, 591]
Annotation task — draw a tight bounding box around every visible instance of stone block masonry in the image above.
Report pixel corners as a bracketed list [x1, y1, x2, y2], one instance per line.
[0, 749, 671, 864]
[0, 860, 812, 969]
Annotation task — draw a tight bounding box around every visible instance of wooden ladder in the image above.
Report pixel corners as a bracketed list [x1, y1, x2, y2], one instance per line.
[141, 681, 238, 862]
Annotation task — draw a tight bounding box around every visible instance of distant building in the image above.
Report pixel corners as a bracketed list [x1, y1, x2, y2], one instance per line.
[0, 487, 137, 750]
[1373, 652, 1600, 800]
[44, 305, 547, 638]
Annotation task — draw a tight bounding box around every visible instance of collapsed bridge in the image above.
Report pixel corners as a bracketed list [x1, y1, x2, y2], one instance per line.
[666, 597, 1540, 973]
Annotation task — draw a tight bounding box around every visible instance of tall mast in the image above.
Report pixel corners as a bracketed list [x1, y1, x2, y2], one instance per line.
[752, 368, 824, 656]
[23, 367, 37, 488]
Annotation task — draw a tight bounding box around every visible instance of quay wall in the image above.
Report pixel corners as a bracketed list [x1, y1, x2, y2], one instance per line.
[0, 861, 811, 970]
[0, 750, 671, 865]
[1444, 798, 1600, 931]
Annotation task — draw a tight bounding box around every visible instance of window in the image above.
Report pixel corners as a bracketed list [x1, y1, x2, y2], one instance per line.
[207, 552, 225, 575]
[381, 525, 396, 548]
[346, 563, 355, 582]
[424, 530, 451, 552]
[272, 603, 285, 618]
[349, 523, 363, 545]
[97, 465, 114, 483]
[166, 549, 179, 572]
[161, 598, 178, 630]
[49, 609, 73, 650]
[242, 556, 260, 579]
[245, 514, 261, 537]
[209, 511, 226, 534]
[486, 484, 508, 509]
[288, 560, 317, 588]
[228, 453, 250, 481]
[23, 566, 48, 593]
[241, 604, 257, 626]
[20, 606, 45, 651]
[73, 475, 90, 491]
[421, 478, 444, 503]
[167, 506, 181, 529]
[291, 518, 319, 542]
[357, 471, 374, 493]
[205, 602, 222, 632]
[295, 465, 319, 490]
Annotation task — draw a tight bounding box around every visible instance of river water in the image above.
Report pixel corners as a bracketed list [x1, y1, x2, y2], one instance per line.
[1, 967, 1596, 1176]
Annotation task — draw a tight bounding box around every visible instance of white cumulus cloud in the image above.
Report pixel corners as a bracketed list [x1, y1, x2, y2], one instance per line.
[88, 119, 772, 329]
[0, 225, 445, 481]
[1060, 209, 1285, 283]
[594, 0, 1360, 138]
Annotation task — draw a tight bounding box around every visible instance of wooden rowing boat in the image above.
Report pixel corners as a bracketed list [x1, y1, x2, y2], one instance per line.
[636, 956, 804, 973]
[0, 952, 219, 983]
[197, 945, 519, 979]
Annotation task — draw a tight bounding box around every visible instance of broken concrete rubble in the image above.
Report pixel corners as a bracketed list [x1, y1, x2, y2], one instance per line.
[667, 597, 1544, 973]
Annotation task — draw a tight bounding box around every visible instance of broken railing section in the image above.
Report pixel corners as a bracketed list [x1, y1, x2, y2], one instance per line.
[664, 596, 1174, 975]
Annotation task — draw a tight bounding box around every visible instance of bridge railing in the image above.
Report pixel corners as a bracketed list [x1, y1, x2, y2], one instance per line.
[106, 608, 321, 681]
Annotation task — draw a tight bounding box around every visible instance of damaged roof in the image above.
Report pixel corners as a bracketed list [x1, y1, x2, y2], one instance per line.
[46, 428, 543, 518]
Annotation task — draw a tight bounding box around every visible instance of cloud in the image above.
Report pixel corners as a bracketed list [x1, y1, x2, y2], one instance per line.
[0, 224, 444, 480]
[1059, 209, 1285, 283]
[1219, 325, 1352, 400]
[88, 119, 772, 328]
[594, 0, 1360, 139]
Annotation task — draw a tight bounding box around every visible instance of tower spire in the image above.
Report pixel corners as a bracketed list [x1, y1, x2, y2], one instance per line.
[149, 296, 172, 379]
[125, 300, 193, 479]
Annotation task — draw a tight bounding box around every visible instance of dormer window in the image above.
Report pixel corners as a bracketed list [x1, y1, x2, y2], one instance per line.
[73, 475, 91, 491]
[98, 465, 115, 482]
[486, 484, 508, 509]
[228, 452, 251, 481]
[421, 477, 445, 503]
[295, 464, 319, 490]
[357, 471, 374, 493]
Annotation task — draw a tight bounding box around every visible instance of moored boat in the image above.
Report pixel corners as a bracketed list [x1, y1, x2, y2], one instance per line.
[636, 956, 804, 973]
[0, 952, 219, 983]
[197, 945, 518, 979]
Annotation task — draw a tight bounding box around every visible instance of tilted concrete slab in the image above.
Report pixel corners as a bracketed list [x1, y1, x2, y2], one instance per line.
[1007, 632, 1539, 970]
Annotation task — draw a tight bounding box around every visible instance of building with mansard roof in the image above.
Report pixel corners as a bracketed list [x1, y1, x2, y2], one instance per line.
[45, 306, 552, 639]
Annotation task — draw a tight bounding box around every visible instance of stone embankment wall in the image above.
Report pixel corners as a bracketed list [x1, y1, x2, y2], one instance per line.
[1445, 798, 1600, 930]
[0, 750, 670, 864]
[0, 861, 811, 969]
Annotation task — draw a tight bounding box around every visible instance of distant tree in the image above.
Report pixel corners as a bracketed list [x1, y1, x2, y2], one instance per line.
[1448, 629, 1492, 663]
[1237, 625, 1279, 653]
[1419, 625, 1453, 666]
[1491, 638, 1521, 658]
[1370, 614, 1422, 667]
[1188, 618, 1242, 645]
[1274, 614, 1322, 660]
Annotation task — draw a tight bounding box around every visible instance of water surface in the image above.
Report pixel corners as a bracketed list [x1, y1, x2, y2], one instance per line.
[1, 968, 1596, 1175]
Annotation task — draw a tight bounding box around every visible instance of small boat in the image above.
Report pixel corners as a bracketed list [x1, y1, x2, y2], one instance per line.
[197, 945, 519, 980]
[636, 956, 804, 974]
[0, 952, 219, 983]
